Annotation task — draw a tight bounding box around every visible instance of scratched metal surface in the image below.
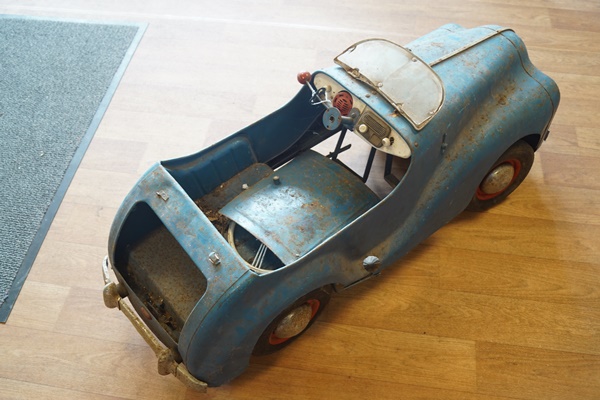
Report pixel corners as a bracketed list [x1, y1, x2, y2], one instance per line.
[220, 150, 380, 264]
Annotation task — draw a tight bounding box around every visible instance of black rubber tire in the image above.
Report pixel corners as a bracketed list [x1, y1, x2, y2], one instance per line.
[467, 140, 534, 211]
[252, 286, 332, 356]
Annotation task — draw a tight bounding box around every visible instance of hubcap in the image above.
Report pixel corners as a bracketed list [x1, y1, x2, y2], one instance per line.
[480, 162, 515, 195]
[273, 304, 313, 339]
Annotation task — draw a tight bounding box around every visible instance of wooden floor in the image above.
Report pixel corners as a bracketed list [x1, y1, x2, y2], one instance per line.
[1, 1, 599, 399]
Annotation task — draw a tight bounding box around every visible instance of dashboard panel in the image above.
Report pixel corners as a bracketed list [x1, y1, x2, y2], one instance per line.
[313, 72, 411, 159]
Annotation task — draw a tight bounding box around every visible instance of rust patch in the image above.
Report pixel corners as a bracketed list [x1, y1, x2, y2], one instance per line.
[497, 94, 508, 106]
[195, 198, 230, 236]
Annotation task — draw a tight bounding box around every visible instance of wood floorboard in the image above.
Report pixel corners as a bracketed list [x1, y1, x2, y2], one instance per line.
[196, 364, 515, 400]
[476, 342, 600, 400]
[331, 283, 600, 356]
[1, 1, 598, 398]
[0, 377, 126, 400]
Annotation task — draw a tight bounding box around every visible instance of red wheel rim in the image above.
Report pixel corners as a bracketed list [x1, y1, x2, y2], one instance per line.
[268, 299, 320, 345]
[476, 159, 521, 201]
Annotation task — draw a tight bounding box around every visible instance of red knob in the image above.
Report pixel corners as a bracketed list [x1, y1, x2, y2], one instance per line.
[297, 71, 312, 85]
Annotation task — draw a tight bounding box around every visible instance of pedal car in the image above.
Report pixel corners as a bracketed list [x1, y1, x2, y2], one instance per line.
[102, 24, 559, 390]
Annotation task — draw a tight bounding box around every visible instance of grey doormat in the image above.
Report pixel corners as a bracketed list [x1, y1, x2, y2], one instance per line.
[0, 15, 146, 321]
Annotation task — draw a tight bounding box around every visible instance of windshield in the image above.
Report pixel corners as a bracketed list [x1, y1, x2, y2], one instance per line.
[335, 39, 444, 130]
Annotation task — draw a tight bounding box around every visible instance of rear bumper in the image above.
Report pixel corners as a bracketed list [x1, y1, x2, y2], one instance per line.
[102, 256, 208, 392]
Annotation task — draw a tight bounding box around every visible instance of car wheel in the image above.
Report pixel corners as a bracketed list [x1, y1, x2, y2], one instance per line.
[467, 140, 534, 211]
[252, 286, 332, 356]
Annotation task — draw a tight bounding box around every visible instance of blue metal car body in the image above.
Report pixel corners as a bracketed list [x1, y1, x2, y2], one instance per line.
[102, 24, 559, 390]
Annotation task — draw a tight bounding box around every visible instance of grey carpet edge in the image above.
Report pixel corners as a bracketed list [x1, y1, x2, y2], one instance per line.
[0, 15, 147, 322]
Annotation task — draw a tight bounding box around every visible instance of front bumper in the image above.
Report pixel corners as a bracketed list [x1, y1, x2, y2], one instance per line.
[102, 256, 208, 392]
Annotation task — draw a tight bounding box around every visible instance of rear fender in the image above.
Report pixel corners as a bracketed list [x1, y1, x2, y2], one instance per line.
[180, 256, 342, 386]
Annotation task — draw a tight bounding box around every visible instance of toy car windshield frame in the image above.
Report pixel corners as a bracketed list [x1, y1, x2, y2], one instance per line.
[335, 39, 445, 130]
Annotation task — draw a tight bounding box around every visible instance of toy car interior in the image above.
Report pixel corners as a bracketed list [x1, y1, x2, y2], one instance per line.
[102, 24, 559, 391]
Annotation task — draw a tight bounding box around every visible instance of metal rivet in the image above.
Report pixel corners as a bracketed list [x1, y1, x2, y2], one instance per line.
[208, 252, 221, 266]
[363, 255, 381, 273]
[156, 190, 169, 202]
